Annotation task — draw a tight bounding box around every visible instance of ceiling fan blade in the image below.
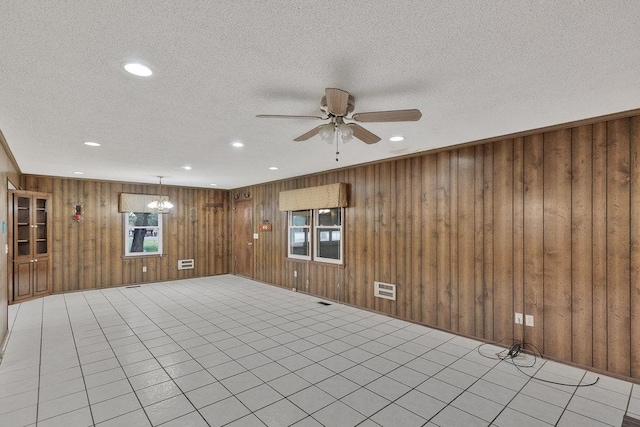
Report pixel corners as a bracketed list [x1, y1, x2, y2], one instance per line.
[351, 109, 422, 122]
[325, 88, 350, 116]
[347, 123, 381, 144]
[293, 125, 325, 141]
[256, 114, 325, 120]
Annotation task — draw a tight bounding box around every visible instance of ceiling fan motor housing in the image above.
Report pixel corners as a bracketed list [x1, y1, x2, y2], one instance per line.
[320, 95, 355, 116]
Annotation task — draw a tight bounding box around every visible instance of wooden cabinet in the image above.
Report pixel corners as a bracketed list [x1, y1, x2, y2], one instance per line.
[9, 191, 52, 303]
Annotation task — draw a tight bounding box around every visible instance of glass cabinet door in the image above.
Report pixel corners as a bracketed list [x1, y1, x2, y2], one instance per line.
[34, 197, 49, 256]
[15, 195, 31, 258]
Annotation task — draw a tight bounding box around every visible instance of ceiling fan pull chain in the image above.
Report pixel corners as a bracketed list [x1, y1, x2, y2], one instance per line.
[335, 128, 340, 161]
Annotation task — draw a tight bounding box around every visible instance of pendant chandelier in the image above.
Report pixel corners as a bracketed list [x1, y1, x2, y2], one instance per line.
[147, 176, 174, 211]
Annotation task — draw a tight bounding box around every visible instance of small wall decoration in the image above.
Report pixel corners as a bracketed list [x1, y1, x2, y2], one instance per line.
[259, 220, 272, 232]
[73, 203, 83, 222]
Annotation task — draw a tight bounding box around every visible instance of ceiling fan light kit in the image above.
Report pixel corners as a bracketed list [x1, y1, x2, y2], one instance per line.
[257, 88, 422, 160]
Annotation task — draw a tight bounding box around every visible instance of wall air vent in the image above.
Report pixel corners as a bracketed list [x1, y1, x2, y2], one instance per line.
[178, 259, 194, 270]
[374, 281, 396, 301]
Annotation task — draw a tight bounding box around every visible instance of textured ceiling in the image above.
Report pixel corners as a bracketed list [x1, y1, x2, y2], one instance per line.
[1, 1, 639, 189]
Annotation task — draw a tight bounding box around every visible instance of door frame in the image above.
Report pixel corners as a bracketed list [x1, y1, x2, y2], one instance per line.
[232, 198, 254, 278]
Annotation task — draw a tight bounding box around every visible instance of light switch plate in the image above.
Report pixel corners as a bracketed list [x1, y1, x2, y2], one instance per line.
[515, 313, 523, 324]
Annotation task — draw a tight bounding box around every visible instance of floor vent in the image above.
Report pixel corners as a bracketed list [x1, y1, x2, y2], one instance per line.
[374, 281, 396, 301]
[126, 285, 141, 289]
[317, 301, 331, 306]
[178, 259, 195, 270]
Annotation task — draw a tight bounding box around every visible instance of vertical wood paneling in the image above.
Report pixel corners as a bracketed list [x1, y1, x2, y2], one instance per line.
[473, 146, 485, 337]
[422, 155, 437, 326]
[21, 176, 229, 292]
[592, 121, 608, 370]
[543, 129, 572, 360]
[436, 151, 451, 330]
[571, 125, 593, 367]
[483, 144, 494, 340]
[493, 140, 514, 342]
[411, 157, 422, 323]
[457, 148, 475, 336]
[396, 159, 408, 319]
[631, 116, 640, 377]
[523, 134, 545, 352]
[607, 118, 631, 376]
[512, 138, 525, 345]
[450, 152, 459, 332]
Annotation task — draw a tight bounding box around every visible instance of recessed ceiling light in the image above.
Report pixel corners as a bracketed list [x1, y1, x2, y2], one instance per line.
[269, 167, 279, 170]
[210, 183, 217, 186]
[231, 142, 244, 148]
[182, 166, 192, 170]
[83, 141, 101, 147]
[73, 171, 84, 175]
[123, 62, 152, 77]
[390, 136, 404, 142]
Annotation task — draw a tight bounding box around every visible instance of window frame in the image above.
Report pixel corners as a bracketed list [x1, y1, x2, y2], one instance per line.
[287, 207, 344, 265]
[313, 208, 343, 265]
[123, 212, 163, 257]
[287, 210, 312, 260]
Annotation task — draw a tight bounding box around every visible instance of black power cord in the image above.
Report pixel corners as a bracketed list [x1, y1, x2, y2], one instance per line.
[477, 340, 599, 388]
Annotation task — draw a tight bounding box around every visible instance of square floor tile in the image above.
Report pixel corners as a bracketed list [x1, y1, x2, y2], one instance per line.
[136, 380, 183, 406]
[452, 391, 504, 422]
[220, 371, 263, 394]
[371, 403, 428, 427]
[92, 392, 142, 424]
[185, 382, 231, 409]
[144, 394, 195, 426]
[340, 387, 390, 417]
[312, 401, 366, 427]
[289, 385, 336, 414]
[87, 378, 133, 404]
[236, 383, 283, 411]
[316, 375, 360, 399]
[199, 396, 251, 427]
[365, 376, 411, 401]
[255, 398, 307, 427]
[37, 390, 88, 421]
[37, 406, 93, 427]
[268, 373, 312, 397]
[96, 409, 151, 427]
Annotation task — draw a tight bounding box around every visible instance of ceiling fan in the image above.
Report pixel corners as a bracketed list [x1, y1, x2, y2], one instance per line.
[256, 88, 422, 145]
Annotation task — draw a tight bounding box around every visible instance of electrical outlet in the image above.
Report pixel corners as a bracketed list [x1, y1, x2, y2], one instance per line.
[514, 312, 523, 324]
[294, 271, 297, 277]
[142, 266, 147, 273]
[525, 314, 534, 327]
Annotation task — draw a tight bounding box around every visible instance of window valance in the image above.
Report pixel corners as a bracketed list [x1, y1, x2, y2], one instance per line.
[278, 183, 348, 211]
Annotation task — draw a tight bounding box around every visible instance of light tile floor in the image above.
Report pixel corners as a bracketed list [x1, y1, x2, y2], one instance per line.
[0, 274, 637, 426]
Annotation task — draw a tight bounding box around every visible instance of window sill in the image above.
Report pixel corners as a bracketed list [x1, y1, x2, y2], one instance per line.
[286, 258, 345, 269]
[122, 253, 166, 259]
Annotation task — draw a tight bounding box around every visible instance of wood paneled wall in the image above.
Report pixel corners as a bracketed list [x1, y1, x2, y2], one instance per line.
[21, 176, 230, 293]
[0, 132, 20, 346]
[235, 114, 640, 379]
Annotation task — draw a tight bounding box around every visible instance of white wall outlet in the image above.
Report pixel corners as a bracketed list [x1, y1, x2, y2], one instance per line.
[142, 266, 147, 273]
[294, 271, 297, 278]
[525, 314, 534, 327]
[515, 313, 523, 324]
[253, 233, 259, 239]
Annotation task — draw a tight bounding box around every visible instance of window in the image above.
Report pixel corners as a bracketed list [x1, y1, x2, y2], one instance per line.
[288, 210, 311, 260]
[288, 207, 343, 264]
[124, 212, 163, 256]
